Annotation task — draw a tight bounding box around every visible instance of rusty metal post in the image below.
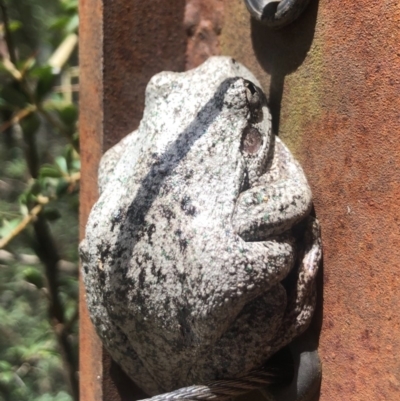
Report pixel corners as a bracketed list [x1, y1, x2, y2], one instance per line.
[80, 0, 400, 400]
[220, 0, 400, 400]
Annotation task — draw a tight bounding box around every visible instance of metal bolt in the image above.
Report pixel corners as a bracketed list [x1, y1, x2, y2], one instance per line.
[244, 0, 312, 28]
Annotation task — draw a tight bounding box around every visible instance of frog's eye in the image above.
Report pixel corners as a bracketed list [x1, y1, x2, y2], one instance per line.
[244, 80, 266, 124]
[241, 126, 262, 154]
[244, 80, 262, 111]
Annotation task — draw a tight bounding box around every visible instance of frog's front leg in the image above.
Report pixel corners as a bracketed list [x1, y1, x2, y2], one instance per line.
[233, 137, 312, 241]
[270, 216, 321, 351]
[261, 217, 322, 401]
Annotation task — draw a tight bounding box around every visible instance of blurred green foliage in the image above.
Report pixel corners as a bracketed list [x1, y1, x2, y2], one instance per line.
[0, 261, 75, 401]
[0, 1, 79, 400]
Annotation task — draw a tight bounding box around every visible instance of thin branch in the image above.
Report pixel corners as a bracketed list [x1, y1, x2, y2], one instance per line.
[0, 105, 36, 133]
[33, 215, 79, 401]
[0, 0, 17, 64]
[0, 169, 79, 248]
[23, 109, 40, 178]
[21, 118, 79, 401]
[0, 201, 45, 249]
[1, 57, 22, 80]
[0, 171, 80, 249]
[48, 34, 78, 73]
[3, 63, 72, 139]
[2, 62, 71, 139]
[37, 104, 70, 137]
[53, 84, 80, 93]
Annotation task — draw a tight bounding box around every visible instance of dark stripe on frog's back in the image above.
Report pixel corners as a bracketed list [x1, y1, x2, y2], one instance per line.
[109, 79, 239, 286]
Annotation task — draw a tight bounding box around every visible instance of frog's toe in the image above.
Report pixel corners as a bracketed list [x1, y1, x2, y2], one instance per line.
[188, 284, 287, 384]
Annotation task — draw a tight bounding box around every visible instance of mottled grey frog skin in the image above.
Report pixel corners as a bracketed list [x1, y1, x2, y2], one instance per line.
[80, 56, 321, 396]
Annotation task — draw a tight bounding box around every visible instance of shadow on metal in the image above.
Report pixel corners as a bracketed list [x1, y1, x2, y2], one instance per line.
[251, 0, 319, 135]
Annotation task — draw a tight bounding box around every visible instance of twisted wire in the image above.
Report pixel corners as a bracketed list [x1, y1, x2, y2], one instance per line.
[139, 367, 276, 401]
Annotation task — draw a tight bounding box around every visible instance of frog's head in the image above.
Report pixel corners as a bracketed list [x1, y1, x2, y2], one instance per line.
[141, 57, 273, 190]
[220, 75, 273, 188]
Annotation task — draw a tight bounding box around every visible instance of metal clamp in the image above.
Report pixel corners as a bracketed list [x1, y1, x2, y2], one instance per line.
[244, 0, 311, 28]
[261, 336, 322, 401]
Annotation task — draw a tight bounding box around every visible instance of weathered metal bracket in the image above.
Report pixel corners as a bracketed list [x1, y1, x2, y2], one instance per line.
[262, 336, 322, 401]
[244, 0, 312, 28]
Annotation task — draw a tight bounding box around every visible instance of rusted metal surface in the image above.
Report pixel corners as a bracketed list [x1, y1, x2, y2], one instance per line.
[184, 0, 224, 69]
[102, 0, 187, 150]
[220, 0, 400, 399]
[81, 0, 400, 399]
[79, 0, 103, 399]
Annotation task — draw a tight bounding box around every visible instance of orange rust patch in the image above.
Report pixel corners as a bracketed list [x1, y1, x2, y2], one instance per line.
[184, 0, 224, 69]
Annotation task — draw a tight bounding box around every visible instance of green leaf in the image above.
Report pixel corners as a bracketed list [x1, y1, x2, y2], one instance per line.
[20, 113, 41, 137]
[65, 14, 79, 33]
[22, 267, 44, 289]
[72, 157, 80, 171]
[34, 65, 55, 101]
[0, 84, 29, 109]
[72, 132, 80, 152]
[0, 371, 14, 384]
[29, 180, 42, 196]
[9, 20, 22, 32]
[34, 391, 73, 401]
[56, 103, 78, 127]
[55, 156, 68, 174]
[0, 360, 12, 371]
[64, 146, 74, 172]
[18, 189, 37, 208]
[49, 16, 70, 31]
[0, 218, 21, 239]
[0, 97, 8, 108]
[61, 0, 78, 11]
[4, 158, 27, 179]
[56, 178, 69, 196]
[39, 164, 63, 179]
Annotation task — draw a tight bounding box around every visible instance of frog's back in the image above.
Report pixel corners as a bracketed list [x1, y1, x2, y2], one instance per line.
[81, 57, 281, 394]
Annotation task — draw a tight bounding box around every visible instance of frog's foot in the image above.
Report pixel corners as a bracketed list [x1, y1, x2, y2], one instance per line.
[186, 284, 288, 385]
[232, 137, 312, 241]
[290, 217, 322, 333]
[272, 216, 322, 352]
[260, 217, 322, 401]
